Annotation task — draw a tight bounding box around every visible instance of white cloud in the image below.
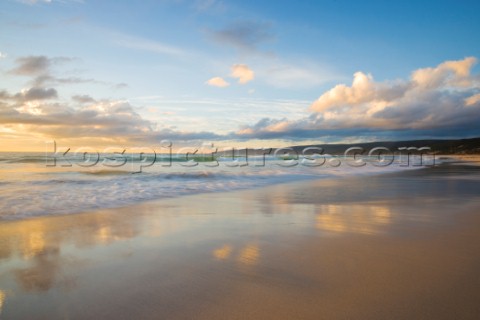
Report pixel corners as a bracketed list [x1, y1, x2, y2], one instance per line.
[0, 52, 6, 59]
[310, 57, 479, 115]
[411, 57, 477, 88]
[231, 64, 254, 84]
[310, 71, 409, 112]
[238, 57, 480, 138]
[206, 77, 230, 88]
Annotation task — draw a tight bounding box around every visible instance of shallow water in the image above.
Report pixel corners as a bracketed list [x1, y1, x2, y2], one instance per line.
[0, 152, 426, 219]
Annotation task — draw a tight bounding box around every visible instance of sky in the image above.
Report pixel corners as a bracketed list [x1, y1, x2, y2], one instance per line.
[0, 0, 479, 151]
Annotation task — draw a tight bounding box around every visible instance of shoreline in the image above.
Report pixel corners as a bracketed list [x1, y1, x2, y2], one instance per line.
[0, 158, 456, 222]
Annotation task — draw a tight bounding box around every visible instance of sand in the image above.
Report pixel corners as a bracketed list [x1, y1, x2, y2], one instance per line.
[1, 164, 480, 319]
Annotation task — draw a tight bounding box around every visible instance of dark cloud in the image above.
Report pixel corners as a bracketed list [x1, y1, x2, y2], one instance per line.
[210, 20, 274, 52]
[16, 87, 58, 101]
[150, 128, 224, 142]
[10, 56, 72, 76]
[113, 82, 129, 89]
[0, 87, 57, 102]
[10, 56, 50, 75]
[33, 75, 103, 87]
[0, 90, 10, 100]
[72, 94, 96, 104]
[9, 56, 110, 88]
[55, 77, 101, 85]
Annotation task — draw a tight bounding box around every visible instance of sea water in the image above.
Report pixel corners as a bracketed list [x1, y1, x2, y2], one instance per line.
[0, 152, 429, 220]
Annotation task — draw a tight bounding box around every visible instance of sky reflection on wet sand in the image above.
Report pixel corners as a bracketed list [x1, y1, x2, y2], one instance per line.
[1, 166, 480, 319]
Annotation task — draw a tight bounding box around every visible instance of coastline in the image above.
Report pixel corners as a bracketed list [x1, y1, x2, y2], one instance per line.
[0, 163, 479, 319]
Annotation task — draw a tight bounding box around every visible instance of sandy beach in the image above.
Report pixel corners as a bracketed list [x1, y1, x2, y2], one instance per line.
[0, 163, 480, 319]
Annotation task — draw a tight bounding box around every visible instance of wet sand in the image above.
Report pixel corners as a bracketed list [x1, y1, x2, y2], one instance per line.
[1, 164, 480, 319]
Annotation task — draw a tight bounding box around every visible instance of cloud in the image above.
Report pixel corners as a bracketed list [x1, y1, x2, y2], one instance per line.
[206, 77, 230, 88]
[16, 87, 58, 101]
[0, 52, 6, 59]
[151, 128, 223, 141]
[411, 57, 477, 88]
[1, 87, 58, 102]
[114, 83, 129, 90]
[193, 0, 225, 12]
[310, 72, 410, 113]
[465, 93, 480, 107]
[1, 55, 150, 141]
[231, 64, 254, 84]
[72, 95, 96, 104]
[9, 55, 123, 88]
[210, 20, 274, 52]
[10, 56, 73, 77]
[205, 64, 254, 88]
[1, 54, 224, 145]
[3, 54, 479, 146]
[10, 56, 51, 76]
[236, 57, 480, 140]
[0, 98, 154, 139]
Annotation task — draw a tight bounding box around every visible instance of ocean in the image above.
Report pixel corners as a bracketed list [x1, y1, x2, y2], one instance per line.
[0, 152, 429, 220]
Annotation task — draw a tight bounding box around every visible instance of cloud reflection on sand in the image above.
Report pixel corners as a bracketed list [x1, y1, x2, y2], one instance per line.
[0, 289, 5, 316]
[213, 245, 233, 260]
[212, 243, 261, 267]
[316, 204, 392, 235]
[237, 244, 260, 266]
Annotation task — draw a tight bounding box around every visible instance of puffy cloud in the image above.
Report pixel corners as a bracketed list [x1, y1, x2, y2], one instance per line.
[411, 57, 477, 88]
[231, 64, 254, 84]
[310, 71, 410, 113]
[206, 77, 230, 88]
[237, 57, 480, 140]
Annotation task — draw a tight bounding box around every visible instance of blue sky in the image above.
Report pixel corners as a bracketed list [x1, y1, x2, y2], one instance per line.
[0, 0, 479, 150]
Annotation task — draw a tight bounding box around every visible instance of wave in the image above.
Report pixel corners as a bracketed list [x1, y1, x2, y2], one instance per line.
[0, 157, 427, 220]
